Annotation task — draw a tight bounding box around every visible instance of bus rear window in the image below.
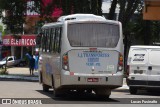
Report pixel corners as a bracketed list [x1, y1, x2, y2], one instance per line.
[68, 23, 120, 47]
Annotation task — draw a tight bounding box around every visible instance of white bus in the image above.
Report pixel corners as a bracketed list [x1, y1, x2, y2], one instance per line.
[38, 14, 124, 98]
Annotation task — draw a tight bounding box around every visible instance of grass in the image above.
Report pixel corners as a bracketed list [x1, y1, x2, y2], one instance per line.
[0, 68, 8, 75]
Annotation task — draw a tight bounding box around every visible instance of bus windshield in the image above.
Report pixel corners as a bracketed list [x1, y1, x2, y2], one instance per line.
[68, 23, 120, 48]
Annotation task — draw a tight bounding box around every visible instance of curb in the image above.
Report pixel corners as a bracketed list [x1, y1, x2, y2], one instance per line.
[0, 75, 39, 82]
[117, 85, 129, 89]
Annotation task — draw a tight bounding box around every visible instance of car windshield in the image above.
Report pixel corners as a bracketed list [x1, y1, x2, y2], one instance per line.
[2, 57, 7, 61]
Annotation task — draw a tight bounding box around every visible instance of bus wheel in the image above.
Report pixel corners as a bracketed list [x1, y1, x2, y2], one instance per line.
[42, 84, 50, 92]
[53, 89, 65, 98]
[77, 89, 85, 93]
[86, 89, 92, 94]
[129, 87, 137, 94]
[95, 89, 111, 99]
[39, 72, 43, 83]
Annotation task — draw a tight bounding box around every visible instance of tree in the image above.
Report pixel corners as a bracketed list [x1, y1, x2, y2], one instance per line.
[0, 0, 103, 33]
[151, 21, 160, 43]
[61, 0, 102, 15]
[0, 0, 26, 34]
[38, 0, 58, 22]
[108, 0, 118, 20]
[132, 15, 160, 45]
[108, 0, 143, 30]
[118, 0, 143, 28]
[107, 0, 143, 71]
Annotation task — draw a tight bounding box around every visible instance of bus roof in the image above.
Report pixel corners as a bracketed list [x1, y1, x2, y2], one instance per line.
[131, 45, 160, 49]
[42, 14, 120, 28]
[57, 14, 106, 22]
[42, 22, 62, 29]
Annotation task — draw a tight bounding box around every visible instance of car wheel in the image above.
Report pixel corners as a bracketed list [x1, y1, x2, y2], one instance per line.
[95, 89, 111, 99]
[2, 65, 5, 69]
[129, 87, 138, 94]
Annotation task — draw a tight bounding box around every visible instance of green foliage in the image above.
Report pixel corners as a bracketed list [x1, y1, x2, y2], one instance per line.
[0, 0, 26, 34]
[108, 0, 144, 35]
[118, 0, 143, 29]
[0, 25, 5, 36]
[0, 25, 3, 32]
[2, 31, 5, 36]
[61, 0, 102, 15]
[151, 21, 160, 43]
[0, 68, 8, 75]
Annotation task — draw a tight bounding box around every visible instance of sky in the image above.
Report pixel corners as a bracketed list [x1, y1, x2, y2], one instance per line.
[102, 0, 120, 13]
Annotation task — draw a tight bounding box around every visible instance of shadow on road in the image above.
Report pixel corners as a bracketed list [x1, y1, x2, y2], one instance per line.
[36, 90, 120, 104]
[36, 88, 160, 104]
[112, 89, 129, 93]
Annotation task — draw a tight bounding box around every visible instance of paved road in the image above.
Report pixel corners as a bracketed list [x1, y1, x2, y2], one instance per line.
[0, 81, 160, 106]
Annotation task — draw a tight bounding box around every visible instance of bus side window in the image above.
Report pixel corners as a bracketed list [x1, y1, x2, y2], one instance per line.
[46, 27, 62, 53]
[42, 29, 46, 52]
[57, 27, 62, 53]
[53, 28, 57, 53]
[49, 28, 53, 52]
[54, 27, 62, 53]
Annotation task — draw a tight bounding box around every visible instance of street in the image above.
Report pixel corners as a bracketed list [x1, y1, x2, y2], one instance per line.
[0, 81, 160, 105]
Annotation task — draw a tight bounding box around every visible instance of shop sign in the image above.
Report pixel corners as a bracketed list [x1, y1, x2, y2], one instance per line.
[2, 35, 36, 46]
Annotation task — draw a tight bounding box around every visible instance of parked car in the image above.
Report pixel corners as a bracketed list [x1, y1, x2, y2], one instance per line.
[0, 56, 26, 68]
[127, 45, 160, 94]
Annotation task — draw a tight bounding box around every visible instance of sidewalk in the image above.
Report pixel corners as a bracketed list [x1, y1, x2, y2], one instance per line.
[0, 67, 39, 82]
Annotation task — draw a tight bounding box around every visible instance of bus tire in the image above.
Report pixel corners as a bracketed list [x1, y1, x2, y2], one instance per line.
[86, 89, 92, 94]
[77, 89, 85, 93]
[39, 72, 42, 83]
[53, 89, 65, 98]
[95, 89, 111, 99]
[42, 84, 50, 92]
[129, 87, 137, 94]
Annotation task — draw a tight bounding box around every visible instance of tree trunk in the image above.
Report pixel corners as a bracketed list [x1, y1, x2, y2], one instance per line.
[97, 0, 102, 15]
[144, 20, 151, 45]
[5, 56, 8, 73]
[108, 0, 118, 20]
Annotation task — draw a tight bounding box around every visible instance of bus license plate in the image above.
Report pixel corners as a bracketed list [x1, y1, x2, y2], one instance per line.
[134, 70, 143, 74]
[87, 78, 99, 82]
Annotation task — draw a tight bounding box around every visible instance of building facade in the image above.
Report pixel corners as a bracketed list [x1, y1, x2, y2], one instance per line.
[2, 0, 62, 59]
